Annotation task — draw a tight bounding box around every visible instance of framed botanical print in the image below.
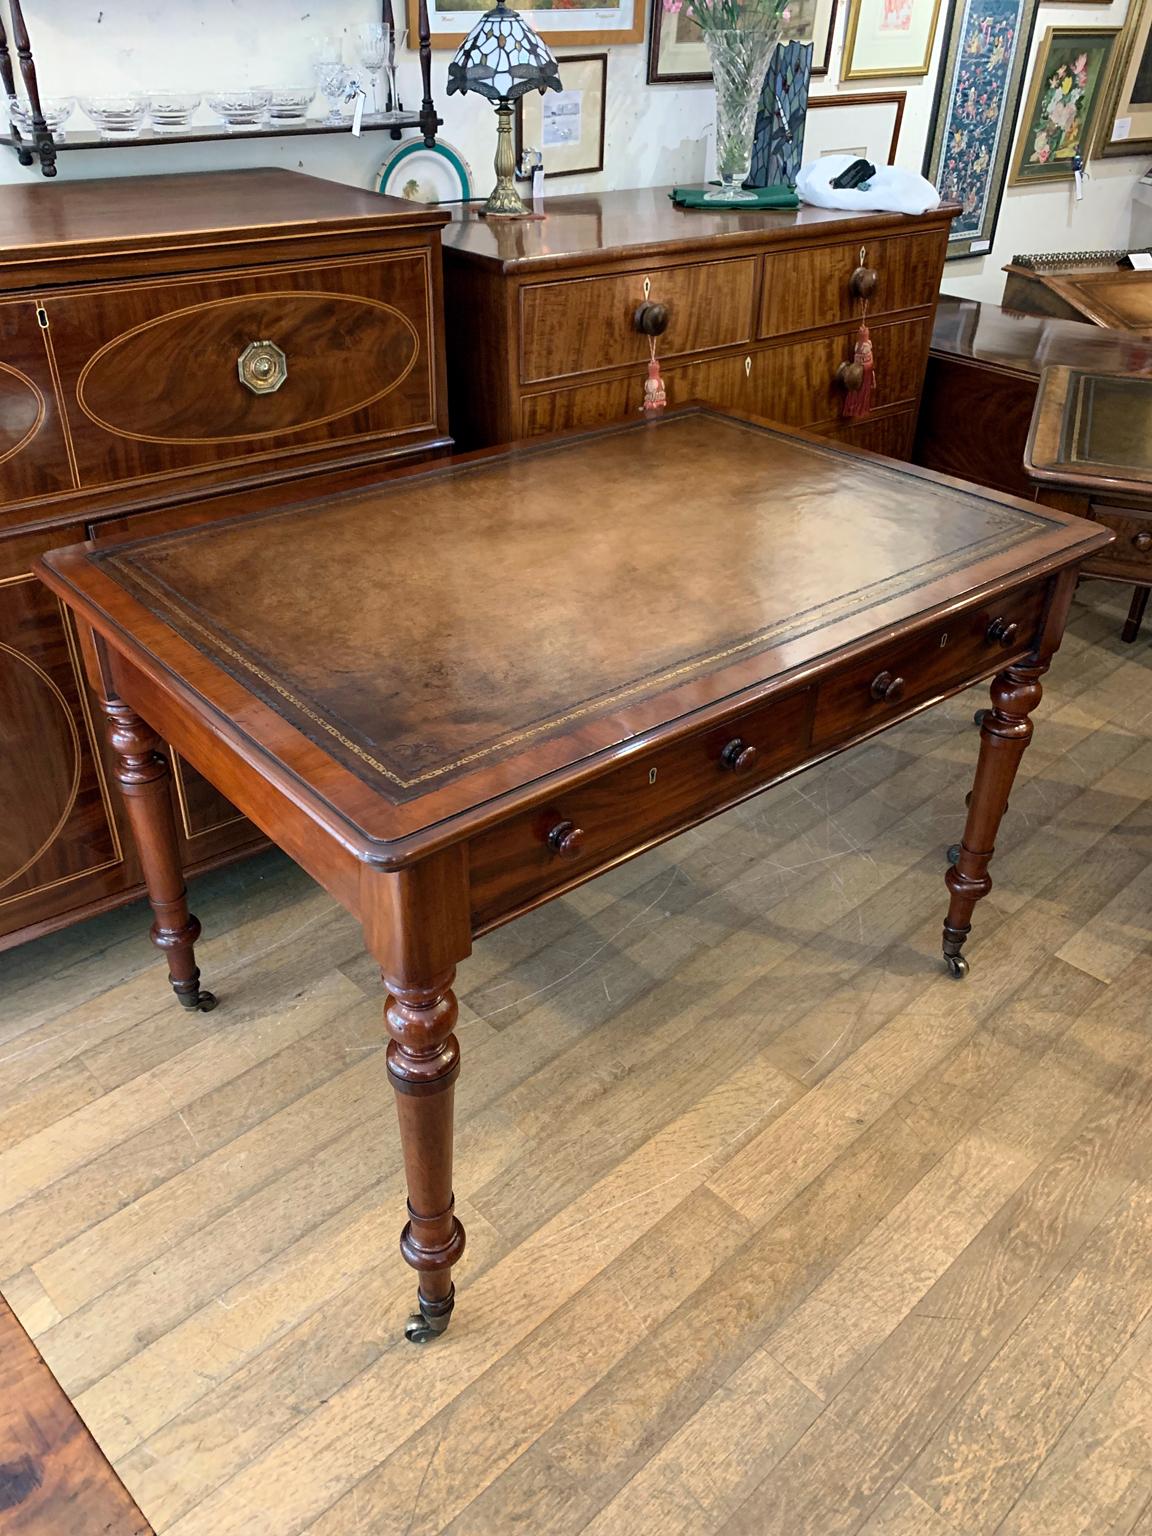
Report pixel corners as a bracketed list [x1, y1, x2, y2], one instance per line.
[646, 0, 837, 83]
[413, 0, 643, 49]
[922, 0, 1040, 258]
[842, 0, 943, 79]
[1010, 27, 1117, 183]
[1094, 0, 1152, 157]
[515, 52, 607, 176]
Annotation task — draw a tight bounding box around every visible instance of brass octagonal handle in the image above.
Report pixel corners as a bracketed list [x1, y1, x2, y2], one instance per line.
[870, 671, 905, 703]
[547, 819, 585, 858]
[239, 339, 288, 395]
[1132, 530, 1152, 552]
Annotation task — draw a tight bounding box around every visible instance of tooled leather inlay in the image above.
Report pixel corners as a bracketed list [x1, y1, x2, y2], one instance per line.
[95, 414, 1057, 803]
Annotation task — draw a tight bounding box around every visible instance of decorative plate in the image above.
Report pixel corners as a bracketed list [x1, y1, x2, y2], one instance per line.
[376, 139, 474, 205]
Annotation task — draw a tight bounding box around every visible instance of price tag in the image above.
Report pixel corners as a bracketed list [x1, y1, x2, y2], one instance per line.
[352, 89, 366, 136]
[1072, 152, 1084, 201]
[1129, 251, 1152, 270]
[532, 163, 545, 207]
[971, 239, 991, 254]
[1115, 117, 1132, 140]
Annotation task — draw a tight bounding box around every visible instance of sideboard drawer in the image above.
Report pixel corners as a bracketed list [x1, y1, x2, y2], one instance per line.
[469, 686, 813, 927]
[43, 251, 440, 491]
[748, 317, 932, 427]
[812, 583, 1048, 748]
[760, 231, 945, 339]
[519, 258, 758, 384]
[521, 352, 754, 438]
[1085, 503, 1152, 578]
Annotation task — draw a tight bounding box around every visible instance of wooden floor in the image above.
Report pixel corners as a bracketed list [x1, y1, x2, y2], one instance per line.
[1, 578, 1150, 1536]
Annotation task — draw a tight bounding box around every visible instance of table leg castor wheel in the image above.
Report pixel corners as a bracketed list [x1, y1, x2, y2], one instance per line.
[944, 953, 969, 980]
[947, 844, 961, 865]
[405, 1309, 452, 1343]
[176, 987, 217, 1012]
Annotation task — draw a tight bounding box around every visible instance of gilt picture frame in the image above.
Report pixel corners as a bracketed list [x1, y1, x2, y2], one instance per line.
[1093, 0, 1152, 157]
[646, 0, 837, 83]
[1009, 26, 1117, 184]
[922, 0, 1040, 259]
[841, 0, 943, 79]
[413, 0, 643, 50]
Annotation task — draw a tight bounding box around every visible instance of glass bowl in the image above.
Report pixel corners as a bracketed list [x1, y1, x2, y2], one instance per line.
[266, 87, 314, 125]
[80, 94, 150, 138]
[207, 88, 272, 130]
[149, 91, 201, 132]
[10, 96, 76, 139]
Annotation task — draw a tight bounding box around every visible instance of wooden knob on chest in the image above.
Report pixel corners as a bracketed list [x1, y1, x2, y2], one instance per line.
[870, 671, 905, 703]
[1132, 530, 1152, 552]
[986, 617, 1019, 648]
[837, 360, 865, 392]
[547, 819, 585, 858]
[849, 265, 878, 300]
[634, 301, 669, 337]
[720, 738, 758, 773]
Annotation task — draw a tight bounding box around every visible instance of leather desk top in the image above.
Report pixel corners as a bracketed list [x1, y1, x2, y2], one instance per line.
[39, 408, 1110, 860]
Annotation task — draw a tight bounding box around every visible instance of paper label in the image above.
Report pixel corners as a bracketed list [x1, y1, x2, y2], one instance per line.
[532, 165, 545, 206]
[970, 239, 991, 254]
[352, 91, 365, 136]
[1129, 251, 1152, 269]
[1115, 117, 1132, 140]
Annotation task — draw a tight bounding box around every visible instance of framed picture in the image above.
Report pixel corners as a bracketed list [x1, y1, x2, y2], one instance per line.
[412, 0, 642, 49]
[646, 0, 838, 83]
[842, 0, 943, 79]
[515, 52, 607, 176]
[923, 0, 1040, 259]
[1010, 27, 1117, 183]
[803, 90, 906, 165]
[1094, 0, 1152, 157]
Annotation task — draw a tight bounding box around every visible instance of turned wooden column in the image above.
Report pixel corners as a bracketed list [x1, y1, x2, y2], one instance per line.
[383, 967, 466, 1341]
[942, 658, 1047, 978]
[102, 700, 216, 1012]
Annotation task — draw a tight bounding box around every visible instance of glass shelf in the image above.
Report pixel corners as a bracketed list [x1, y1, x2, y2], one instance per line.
[17, 113, 438, 157]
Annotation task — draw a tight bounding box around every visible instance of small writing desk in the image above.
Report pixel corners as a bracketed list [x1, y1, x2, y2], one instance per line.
[37, 408, 1111, 1341]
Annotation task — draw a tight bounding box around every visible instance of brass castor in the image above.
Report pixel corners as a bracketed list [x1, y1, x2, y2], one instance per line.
[947, 844, 961, 865]
[944, 953, 970, 980]
[176, 987, 217, 1012]
[405, 1309, 452, 1343]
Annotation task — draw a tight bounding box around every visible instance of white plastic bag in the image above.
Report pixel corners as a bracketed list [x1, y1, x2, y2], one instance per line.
[797, 154, 942, 216]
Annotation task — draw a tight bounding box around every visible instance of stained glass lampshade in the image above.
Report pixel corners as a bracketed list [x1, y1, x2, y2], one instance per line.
[446, 0, 561, 216]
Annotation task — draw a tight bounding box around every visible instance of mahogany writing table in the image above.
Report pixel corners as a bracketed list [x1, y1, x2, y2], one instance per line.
[36, 407, 1111, 1343]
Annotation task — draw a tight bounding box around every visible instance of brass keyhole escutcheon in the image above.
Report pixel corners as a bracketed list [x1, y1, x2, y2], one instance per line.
[239, 339, 288, 395]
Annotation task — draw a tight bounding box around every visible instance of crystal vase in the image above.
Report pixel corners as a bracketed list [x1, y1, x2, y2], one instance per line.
[704, 23, 782, 202]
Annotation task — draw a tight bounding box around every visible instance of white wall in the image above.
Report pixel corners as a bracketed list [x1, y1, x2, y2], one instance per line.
[2, 0, 1148, 301]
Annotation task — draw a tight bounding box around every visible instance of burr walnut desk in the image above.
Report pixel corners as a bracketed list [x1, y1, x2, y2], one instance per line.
[36, 407, 1110, 1344]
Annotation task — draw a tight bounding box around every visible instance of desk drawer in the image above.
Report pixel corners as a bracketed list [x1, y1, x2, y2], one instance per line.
[759, 231, 946, 339]
[1084, 503, 1152, 579]
[469, 687, 813, 928]
[812, 583, 1048, 748]
[519, 258, 758, 385]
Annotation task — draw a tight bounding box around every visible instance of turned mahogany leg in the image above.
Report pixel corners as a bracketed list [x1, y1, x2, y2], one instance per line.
[384, 968, 466, 1342]
[1122, 585, 1149, 644]
[942, 660, 1047, 979]
[103, 700, 216, 1012]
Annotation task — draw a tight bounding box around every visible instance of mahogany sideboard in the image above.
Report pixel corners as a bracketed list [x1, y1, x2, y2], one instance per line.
[440, 187, 956, 458]
[37, 406, 1110, 1341]
[913, 295, 1152, 640]
[0, 167, 450, 950]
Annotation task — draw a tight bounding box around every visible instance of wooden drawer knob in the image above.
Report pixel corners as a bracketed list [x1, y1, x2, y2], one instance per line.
[837, 360, 865, 392]
[634, 301, 669, 337]
[986, 617, 1019, 648]
[1132, 530, 1152, 552]
[849, 265, 878, 300]
[547, 819, 585, 858]
[870, 671, 905, 703]
[720, 738, 758, 773]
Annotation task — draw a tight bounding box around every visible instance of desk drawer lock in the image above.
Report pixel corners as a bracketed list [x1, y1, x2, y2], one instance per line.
[870, 671, 905, 704]
[547, 819, 585, 858]
[720, 738, 758, 773]
[986, 617, 1019, 648]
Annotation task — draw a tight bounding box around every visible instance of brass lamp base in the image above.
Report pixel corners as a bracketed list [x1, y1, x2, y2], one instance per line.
[482, 101, 528, 218]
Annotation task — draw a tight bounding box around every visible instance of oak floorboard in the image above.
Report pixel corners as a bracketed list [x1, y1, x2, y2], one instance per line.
[0, 580, 1147, 1536]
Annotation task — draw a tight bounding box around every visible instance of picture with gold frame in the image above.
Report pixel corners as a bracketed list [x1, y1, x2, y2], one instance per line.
[1094, 0, 1152, 156]
[646, 0, 838, 82]
[1009, 25, 1117, 184]
[413, 0, 643, 48]
[842, 0, 942, 79]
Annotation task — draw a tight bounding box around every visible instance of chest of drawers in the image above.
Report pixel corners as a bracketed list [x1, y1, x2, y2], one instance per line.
[441, 187, 955, 458]
[0, 167, 450, 951]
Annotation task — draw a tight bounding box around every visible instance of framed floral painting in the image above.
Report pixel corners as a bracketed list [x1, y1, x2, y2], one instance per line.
[646, 0, 837, 82]
[1010, 27, 1117, 182]
[922, 0, 1040, 258]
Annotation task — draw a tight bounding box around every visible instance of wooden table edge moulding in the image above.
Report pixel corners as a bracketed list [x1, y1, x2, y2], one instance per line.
[34, 406, 1113, 1344]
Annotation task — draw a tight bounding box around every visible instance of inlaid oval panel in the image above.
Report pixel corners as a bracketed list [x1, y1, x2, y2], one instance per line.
[76, 291, 421, 445]
[0, 640, 81, 896]
[0, 363, 45, 468]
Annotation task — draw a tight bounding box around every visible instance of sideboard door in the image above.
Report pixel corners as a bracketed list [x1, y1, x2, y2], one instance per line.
[0, 300, 78, 509]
